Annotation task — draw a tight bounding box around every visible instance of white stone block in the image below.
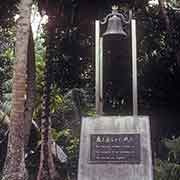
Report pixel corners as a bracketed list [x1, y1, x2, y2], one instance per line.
[78, 116, 153, 180]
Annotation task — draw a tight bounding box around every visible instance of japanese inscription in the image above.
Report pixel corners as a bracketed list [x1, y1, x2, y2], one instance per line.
[90, 134, 140, 164]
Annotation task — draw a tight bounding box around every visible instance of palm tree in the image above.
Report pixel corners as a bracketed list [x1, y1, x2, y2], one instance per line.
[37, 15, 59, 180]
[2, 0, 33, 180]
[24, 27, 36, 149]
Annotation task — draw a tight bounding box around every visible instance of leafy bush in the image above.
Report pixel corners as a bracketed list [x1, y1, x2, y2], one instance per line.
[155, 137, 180, 180]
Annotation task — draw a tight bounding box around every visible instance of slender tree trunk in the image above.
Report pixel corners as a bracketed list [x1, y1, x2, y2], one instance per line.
[37, 16, 59, 180]
[158, 0, 170, 30]
[0, 81, 3, 108]
[24, 26, 36, 149]
[2, 0, 32, 180]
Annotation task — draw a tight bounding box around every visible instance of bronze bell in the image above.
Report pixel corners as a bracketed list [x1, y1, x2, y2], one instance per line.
[103, 14, 127, 38]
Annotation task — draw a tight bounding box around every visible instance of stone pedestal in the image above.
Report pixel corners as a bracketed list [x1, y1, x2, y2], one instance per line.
[78, 116, 153, 180]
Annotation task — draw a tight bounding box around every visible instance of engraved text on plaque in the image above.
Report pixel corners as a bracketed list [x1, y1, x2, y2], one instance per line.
[90, 134, 140, 164]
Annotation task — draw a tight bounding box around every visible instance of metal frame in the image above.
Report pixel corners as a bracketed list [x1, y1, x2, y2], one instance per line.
[131, 19, 138, 123]
[95, 8, 138, 119]
[95, 20, 103, 115]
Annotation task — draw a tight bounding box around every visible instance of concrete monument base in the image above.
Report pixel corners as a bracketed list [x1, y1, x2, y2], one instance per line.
[78, 116, 153, 180]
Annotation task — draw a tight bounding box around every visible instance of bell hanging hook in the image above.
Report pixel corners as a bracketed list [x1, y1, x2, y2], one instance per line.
[100, 5, 130, 25]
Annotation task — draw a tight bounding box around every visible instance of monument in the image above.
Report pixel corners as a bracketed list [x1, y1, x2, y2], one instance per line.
[78, 4, 153, 180]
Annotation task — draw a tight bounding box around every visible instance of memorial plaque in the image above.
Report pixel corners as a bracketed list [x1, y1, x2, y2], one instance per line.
[90, 134, 140, 164]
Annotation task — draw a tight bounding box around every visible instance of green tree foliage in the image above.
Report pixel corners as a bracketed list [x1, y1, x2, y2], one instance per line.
[0, 14, 15, 180]
[0, 0, 18, 28]
[155, 137, 180, 180]
[0, 29, 15, 114]
[136, 3, 180, 139]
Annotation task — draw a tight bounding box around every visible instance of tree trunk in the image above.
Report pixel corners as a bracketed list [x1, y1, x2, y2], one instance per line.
[24, 26, 36, 149]
[37, 16, 59, 180]
[0, 81, 3, 109]
[158, 0, 170, 30]
[2, 0, 32, 180]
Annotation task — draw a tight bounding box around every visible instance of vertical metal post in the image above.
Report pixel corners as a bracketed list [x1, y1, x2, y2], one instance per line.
[95, 20, 101, 115]
[131, 19, 138, 122]
[99, 37, 103, 115]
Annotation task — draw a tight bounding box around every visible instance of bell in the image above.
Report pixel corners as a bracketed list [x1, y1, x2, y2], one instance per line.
[103, 14, 127, 38]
